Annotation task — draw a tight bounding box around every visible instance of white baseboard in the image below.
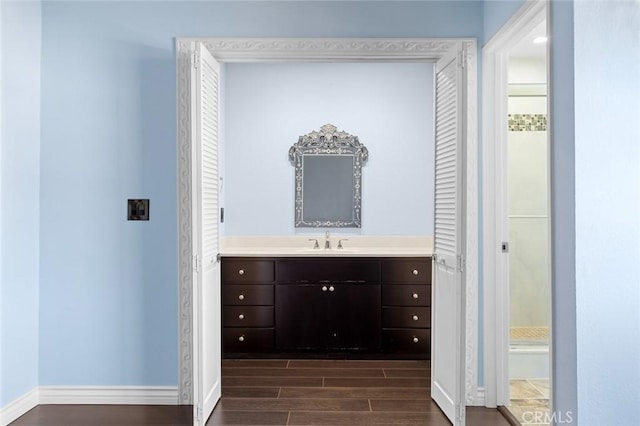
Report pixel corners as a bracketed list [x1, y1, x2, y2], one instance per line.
[0, 387, 39, 426]
[1, 386, 178, 425]
[474, 387, 486, 406]
[39, 386, 179, 405]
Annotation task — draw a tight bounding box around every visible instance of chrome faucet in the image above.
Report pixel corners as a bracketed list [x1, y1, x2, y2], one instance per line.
[308, 238, 320, 250]
[325, 231, 331, 249]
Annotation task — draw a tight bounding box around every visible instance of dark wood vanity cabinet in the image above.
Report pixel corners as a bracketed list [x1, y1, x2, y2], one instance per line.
[221, 259, 275, 353]
[381, 259, 432, 357]
[276, 259, 381, 352]
[221, 256, 431, 358]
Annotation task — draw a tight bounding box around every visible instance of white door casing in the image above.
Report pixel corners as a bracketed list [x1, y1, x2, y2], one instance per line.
[191, 42, 222, 425]
[176, 38, 478, 408]
[432, 44, 467, 425]
[481, 0, 548, 408]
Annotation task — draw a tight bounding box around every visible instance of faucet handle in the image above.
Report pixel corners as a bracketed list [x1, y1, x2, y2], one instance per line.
[308, 238, 320, 249]
[337, 239, 348, 249]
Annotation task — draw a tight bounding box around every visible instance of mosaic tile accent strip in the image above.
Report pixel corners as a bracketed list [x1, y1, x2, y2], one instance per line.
[509, 114, 547, 131]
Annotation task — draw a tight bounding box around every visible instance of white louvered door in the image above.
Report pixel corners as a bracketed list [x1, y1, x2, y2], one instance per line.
[431, 45, 466, 426]
[193, 42, 221, 426]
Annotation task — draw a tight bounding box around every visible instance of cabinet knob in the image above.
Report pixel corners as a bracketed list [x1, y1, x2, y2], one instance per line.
[412, 269, 419, 276]
[238, 314, 245, 320]
[412, 315, 419, 321]
[238, 269, 245, 275]
[238, 294, 245, 300]
[413, 337, 419, 343]
[322, 286, 328, 292]
[238, 335, 245, 342]
[412, 293, 419, 299]
[329, 285, 335, 292]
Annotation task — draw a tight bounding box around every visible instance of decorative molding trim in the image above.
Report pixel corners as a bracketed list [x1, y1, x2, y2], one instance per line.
[176, 37, 478, 408]
[481, 0, 548, 409]
[38, 386, 178, 405]
[0, 387, 39, 426]
[463, 39, 480, 407]
[182, 38, 459, 62]
[176, 39, 194, 405]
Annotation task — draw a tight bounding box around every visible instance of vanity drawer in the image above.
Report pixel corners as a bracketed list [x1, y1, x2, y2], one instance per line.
[223, 328, 274, 352]
[382, 259, 431, 284]
[382, 285, 431, 307]
[223, 285, 274, 306]
[383, 307, 431, 328]
[224, 306, 274, 327]
[382, 329, 430, 355]
[222, 260, 275, 283]
[277, 259, 380, 283]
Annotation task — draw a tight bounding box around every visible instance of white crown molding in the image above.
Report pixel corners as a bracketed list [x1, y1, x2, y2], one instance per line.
[177, 37, 459, 62]
[0, 387, 39, 426]
[38, 386, 178, 405]
[176, 37, 478, 407]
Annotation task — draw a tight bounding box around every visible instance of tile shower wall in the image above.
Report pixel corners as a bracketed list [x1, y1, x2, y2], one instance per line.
[508, 59, 550, 333]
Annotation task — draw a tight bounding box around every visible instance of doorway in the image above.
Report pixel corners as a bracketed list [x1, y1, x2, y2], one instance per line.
[176, 38, 479, 425]
[482, 1, 552, 423]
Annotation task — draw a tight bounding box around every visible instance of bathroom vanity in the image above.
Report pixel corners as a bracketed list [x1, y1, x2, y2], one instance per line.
[220, 238, 432, 359]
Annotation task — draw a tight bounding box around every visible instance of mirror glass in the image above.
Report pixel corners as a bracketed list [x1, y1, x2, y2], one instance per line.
[289, 124, 368, 228]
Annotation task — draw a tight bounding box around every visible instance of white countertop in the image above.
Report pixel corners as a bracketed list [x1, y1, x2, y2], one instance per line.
[220, 236, 433, 257]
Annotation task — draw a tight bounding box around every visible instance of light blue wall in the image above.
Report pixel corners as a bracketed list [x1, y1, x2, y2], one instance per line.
[573, 1, 640, 423]
[483, 0, 527, 43]
[0, 0, 41, 406]
[224, 62, 434, 236]
[549, 0, 578, 420]
[38, 1, 482, 387]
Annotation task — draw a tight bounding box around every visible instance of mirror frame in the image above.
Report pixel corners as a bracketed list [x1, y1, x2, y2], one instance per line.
[289, 124, 368, 228]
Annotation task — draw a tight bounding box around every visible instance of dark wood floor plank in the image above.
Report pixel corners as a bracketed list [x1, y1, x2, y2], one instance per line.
[222, 359, 289, 368]
[223, 376, 323, 387]
[369, 398, 439, 412]
[206, 409, 289, 425]
[324, 377, 430, 388]
[287, 360, 430, 369]
[221, 386, 281, 398]
[222, 367, 385, 378]
[219, 397, 371, 411]
[279, 386, 430, 399]
[288, 411, 451, 425]
[10, 405, 192, 426]
[383, 368, 431, 378]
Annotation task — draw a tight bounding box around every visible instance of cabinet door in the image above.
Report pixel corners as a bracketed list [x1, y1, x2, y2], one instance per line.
[276, 284, 328, 350]
[328, 284, 381, 351]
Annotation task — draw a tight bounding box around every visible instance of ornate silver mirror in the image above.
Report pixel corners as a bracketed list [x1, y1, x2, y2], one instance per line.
[289, 124, 368, 228]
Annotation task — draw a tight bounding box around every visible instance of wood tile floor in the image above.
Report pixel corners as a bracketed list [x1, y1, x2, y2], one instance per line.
[210, 359, 511, 425]
[9, 359, 510, 426]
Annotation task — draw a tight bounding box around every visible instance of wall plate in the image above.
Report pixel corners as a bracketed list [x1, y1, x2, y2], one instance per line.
[128, 199, 149, 220]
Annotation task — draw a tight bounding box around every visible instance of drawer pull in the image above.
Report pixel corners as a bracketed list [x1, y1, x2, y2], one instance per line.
[238, 269, 245, 275]
[412, 315, 419, 321]
[322, 286, 328, 292]
[238, 335, 245, 342]
[412, 293, 419, 299]
[238, 314, 245, 320]
[412, 269, 419, 276]
[238, 294, 245, 301]
[329, 285, 335, 292]
[413, 337, 419, 343]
